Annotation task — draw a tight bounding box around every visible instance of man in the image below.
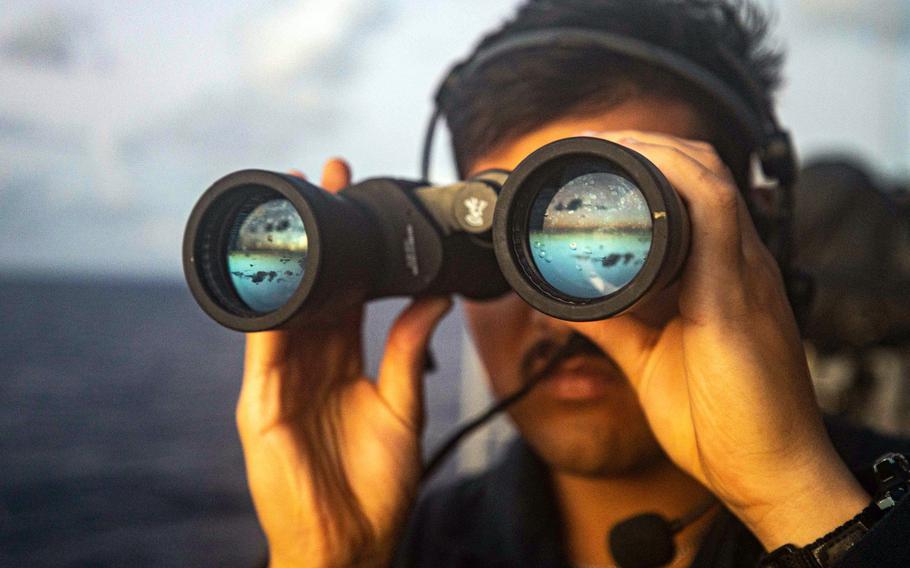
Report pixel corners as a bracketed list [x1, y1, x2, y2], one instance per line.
[235, 1, 910, 567]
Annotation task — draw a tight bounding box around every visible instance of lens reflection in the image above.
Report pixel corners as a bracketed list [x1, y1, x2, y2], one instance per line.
[528, 162, 652, 299]
[227, 199, 308, 313]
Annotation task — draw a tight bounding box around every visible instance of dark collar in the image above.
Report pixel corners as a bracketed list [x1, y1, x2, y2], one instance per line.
[475, 440, 571, 567]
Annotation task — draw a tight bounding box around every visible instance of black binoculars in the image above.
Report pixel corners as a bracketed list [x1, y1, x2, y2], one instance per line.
[183, 137, 689, 331]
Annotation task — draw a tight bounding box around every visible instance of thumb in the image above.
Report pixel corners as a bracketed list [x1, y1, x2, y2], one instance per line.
[376, 297, 453, 430]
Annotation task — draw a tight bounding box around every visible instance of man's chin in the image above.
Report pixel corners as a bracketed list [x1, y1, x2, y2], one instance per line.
[510, 403, 665, 477]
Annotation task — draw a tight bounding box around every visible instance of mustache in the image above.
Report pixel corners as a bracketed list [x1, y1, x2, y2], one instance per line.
[519, 331, 610, 382]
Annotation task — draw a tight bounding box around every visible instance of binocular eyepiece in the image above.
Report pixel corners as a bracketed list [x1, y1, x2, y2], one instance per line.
[183, 137, 689, 331]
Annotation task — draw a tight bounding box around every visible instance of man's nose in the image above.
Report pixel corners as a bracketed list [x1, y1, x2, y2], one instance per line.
[528, 307, 577, 340]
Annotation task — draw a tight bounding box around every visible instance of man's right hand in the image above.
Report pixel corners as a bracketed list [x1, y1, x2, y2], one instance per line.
[236, 158, 452, 567]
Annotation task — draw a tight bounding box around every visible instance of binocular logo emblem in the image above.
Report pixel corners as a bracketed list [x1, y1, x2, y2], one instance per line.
[463, 197, 489, 228]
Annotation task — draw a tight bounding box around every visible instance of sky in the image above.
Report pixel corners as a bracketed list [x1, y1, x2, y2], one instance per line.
[0, 0, 907, 280]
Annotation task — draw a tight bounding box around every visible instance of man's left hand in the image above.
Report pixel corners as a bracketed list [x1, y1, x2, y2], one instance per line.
[566, 130, 869, 550]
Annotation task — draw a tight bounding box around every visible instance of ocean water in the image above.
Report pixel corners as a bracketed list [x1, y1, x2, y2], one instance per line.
[0, 278, 464, 567]
[530, 231, 651, 298]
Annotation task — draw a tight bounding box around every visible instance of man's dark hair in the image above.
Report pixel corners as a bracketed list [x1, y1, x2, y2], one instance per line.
[440, 0, 784, 184]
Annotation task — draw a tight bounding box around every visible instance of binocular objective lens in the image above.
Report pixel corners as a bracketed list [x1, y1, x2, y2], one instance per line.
[528, 166, 653, 300]
[226, 199, 308, 313]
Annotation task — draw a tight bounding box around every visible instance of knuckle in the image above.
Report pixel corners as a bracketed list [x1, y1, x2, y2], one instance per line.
[652, 145, 691, 170]
[684, 141, 726, 174]
[708, 179, 738, 210]
[744, 237, 780, 273]
[666, 145, 689, 162]
[704, 152, 726, 173]
[755, 243, 778, 268]
[747, 252, 785, 300]
[697, 140, 719, 155]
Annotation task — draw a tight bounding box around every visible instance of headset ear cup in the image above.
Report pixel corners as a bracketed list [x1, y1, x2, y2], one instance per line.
[786, 268, 815, 333]
[760, 130, 798, 189]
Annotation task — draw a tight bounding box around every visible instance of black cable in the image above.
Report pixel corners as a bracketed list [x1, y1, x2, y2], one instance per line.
[420, 370, 543, 482]
[668, 499, 718, 533]
[420, 107, 441, 181]
[421, 336, 584, 482]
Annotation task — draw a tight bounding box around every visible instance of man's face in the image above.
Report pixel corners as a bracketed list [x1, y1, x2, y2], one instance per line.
[464, 97, 706, 477]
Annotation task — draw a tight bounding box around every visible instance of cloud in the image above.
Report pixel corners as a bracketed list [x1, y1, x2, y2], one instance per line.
[795, 0, 910, 39]
[0, 8, 97, 70]
[0, 0, 400, 278]
[238, 0, 390, 87]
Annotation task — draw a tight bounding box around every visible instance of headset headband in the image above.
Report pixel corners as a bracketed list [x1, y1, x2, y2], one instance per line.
[422, 28, 796, 189]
